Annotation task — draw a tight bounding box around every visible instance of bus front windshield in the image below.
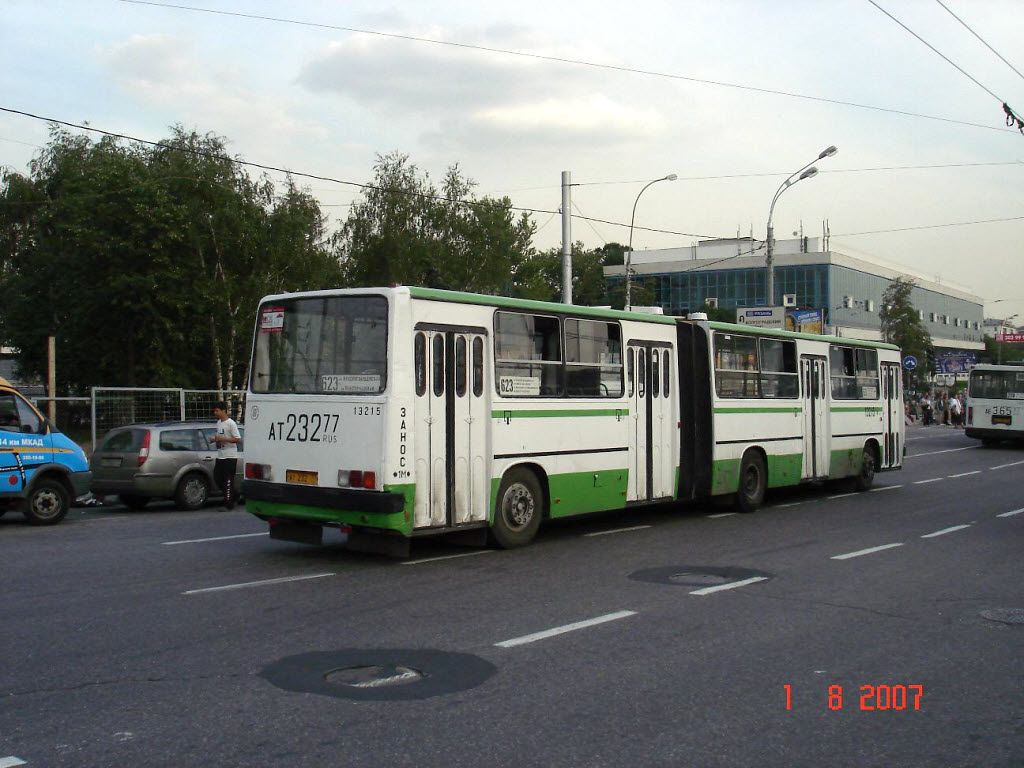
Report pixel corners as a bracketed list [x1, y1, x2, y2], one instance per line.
[970, 369, 1024, 400]
[251, 295, 388, 394]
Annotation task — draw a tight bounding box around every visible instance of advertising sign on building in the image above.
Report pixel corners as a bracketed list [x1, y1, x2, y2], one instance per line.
[785, 308, 825, 335]
[934, 352, 978, 374]
[736, 307, 785, 330]
[999, 332, 1024, 344]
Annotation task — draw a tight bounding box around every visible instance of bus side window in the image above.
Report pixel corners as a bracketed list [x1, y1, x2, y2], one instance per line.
[472, 337, 483, 397]
[652, 349, 660, 398]
[456, 336, 467, 397]
[432, 334, 445, 397]
[638, 349, 647, 398]
[663, 350, 671, 397]
[414, 333, 427, 397]
[627, 352, 634, 397]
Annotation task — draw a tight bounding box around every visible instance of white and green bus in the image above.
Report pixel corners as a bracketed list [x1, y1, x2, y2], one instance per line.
[965, 363, 1024, 444]
[243, 287, 903, 555]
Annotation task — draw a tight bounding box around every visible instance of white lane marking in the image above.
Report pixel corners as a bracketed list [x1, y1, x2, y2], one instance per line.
[183, 573, 335, 594]
[948, 471, 981, 478]
[908, 446, 979, 458]
[0, 758, 27, 768]
[690, 576, 769, 596]
[997, 508, 1024, 518]
[921, 524, 972, 538]
[402, 550, 494, 565]
[584, 525, 652, 537]
[495, 610, 636, 648]
[990, 459, 1024, 470]
[775, 502, 806, 508]
[827, 492, 857, 500]
[870, 485, 902, 492]
[163, 532, 269, 545]
[831, 543, 904, 560]
[913, 478, 944, 485]
[708, 512, 738, 517]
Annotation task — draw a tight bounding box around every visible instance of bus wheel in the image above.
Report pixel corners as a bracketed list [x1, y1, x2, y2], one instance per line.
[854, 444, 876, 491]
[492, 468, 543, 548]
[22, 479, 71, 525]
[735, 452, 766, 513]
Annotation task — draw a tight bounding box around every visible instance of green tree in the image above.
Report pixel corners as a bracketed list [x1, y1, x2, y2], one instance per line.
[879, 277, 933, 388]
[335, 152, 535, 294]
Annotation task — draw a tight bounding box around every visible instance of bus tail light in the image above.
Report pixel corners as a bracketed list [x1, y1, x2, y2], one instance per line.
[138, 430, 151, 467]
[967, 406, 973, 424]
[246, 463, 272, 481]
[338, 470, 377, 489]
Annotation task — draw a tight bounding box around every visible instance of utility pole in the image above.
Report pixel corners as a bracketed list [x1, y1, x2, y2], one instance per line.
[561, 171, 572, 304]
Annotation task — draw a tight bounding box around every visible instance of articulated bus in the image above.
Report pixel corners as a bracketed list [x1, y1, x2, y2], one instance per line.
[966, 363, 1024, 444]
[242, 287, 902, 555]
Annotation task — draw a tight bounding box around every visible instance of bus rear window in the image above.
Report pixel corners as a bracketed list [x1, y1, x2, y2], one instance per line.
[251, 296, 388, 394]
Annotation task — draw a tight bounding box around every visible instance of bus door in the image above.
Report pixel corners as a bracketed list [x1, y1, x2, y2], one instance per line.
[413, 327, 489, 529]
[627, 343, 672, 502]
[800, 355, 830, 479]
[880, 362, 902, 468]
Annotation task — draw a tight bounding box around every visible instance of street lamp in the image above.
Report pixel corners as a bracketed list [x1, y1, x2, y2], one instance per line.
[625, 173, 677, 310]
[765, 145, 837, 307]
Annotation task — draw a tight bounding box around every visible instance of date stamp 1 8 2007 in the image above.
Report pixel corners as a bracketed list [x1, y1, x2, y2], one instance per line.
[784, 684, 923, 711]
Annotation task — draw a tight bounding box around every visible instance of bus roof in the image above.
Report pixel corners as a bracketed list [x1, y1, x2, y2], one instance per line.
[706, 320, 901, 350]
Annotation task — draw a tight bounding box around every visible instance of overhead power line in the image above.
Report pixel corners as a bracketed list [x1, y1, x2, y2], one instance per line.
[834, 215, 1024, 236]
[934, 0, 1024, 84]
[118, 0, 1014, 134]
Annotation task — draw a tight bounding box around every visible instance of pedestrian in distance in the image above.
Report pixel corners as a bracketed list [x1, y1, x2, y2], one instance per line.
[950, 393, 963, 428]
[211, 401, 241, 510]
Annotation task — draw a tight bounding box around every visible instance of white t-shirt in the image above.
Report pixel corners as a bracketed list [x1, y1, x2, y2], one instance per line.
[215, 417, 241, 458]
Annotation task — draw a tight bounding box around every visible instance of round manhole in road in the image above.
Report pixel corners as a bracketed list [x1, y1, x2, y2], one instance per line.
[980, 608, 1024, 626]
[630, 565, 772, 588]
[261, 649, 496, 700]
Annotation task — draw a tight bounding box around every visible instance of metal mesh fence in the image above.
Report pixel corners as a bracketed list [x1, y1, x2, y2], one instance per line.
[32, 396, 92, 434]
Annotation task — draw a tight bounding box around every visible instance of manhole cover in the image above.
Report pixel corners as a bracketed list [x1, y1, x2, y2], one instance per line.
[630, 565, 772, 587]
[325, 664, 424, 688]
[980, 608, 1024, 625]
[261, 649, 496, 700]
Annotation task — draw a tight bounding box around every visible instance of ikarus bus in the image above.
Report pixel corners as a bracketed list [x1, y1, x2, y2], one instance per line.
[965, 362, 1024, 444]
[242, 287, 903, 555]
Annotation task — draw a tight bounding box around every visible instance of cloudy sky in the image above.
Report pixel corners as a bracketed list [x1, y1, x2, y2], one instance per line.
[4, 0, 1023, 320]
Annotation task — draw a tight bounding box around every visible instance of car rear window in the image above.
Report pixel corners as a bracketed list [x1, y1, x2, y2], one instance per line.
[99, 429, 144, 452]
[159, 429, 199, 452]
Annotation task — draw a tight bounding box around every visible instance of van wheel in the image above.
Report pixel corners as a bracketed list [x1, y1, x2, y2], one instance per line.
[491, 468, 543, 549]
[119, 494, 150, 510]
[23, 479, 71, 525]
[854, 445, 876, 491]
[175, 473, 209, 510]
[735, 452, 766, 513]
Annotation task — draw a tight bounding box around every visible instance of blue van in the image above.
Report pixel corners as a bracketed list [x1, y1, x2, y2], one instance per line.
[0, 376, 91, 525]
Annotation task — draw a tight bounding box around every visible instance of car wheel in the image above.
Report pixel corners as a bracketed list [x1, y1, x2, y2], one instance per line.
[22, 479, 71, 525]
[175, 473, 209, 511]
[735, 451, 766, 513]
[491, 468, 544, 549]
[854, 444, 876, 491]
[119, 494, 150, 510]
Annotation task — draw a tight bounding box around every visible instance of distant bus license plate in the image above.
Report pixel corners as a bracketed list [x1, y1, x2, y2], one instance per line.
[992, 414, 1012, 425]
[286, 470, 319, 485]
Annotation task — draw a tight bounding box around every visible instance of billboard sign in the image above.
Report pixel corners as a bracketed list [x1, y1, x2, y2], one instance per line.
[736, 307, 785, 330]
[998, 332, 1024, 344]
[785, 308, 825, 335]
[934, 352, 978, 374]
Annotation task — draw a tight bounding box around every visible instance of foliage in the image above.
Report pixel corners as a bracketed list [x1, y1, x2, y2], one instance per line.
[879, 277, 933, 387]
[334, 152, 535, 295]
[0, 125, 341, 392]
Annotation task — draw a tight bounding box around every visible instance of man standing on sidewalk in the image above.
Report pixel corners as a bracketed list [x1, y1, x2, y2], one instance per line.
[212, 401, 242, 509]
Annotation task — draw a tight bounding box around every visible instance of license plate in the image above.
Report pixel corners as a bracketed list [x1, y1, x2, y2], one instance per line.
[286, 469, 318, 485]
[101, 457, 123, 467]
[992, 414, 1012, 425]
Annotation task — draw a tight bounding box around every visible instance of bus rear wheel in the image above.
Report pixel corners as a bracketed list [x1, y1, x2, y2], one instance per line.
[735, 451, 766, 513]
[854, 444, 876, 491]
[492, 468, 543, 549]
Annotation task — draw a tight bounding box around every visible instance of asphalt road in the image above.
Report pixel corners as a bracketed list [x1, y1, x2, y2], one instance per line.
[1, 423, 1021, 767]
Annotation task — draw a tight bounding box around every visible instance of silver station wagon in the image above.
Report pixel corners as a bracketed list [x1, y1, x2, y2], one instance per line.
[89, 421, 243, 510]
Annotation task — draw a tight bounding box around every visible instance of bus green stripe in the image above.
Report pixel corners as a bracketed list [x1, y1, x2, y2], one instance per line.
[491, 408, 629, 418]
[715, 407, 801, 414]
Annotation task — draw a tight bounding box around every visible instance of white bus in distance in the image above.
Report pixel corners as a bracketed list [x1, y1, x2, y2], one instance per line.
[242, 287, 903, 555]
[965, 362, 1024, 444]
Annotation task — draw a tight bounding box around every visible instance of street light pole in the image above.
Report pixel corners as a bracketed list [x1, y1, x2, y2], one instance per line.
[998, 313, 1018, 364]
[625, 173, 677, 310]
[765, 145, 837, 307]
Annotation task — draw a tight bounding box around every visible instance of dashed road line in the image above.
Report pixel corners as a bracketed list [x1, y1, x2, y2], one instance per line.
[0, 757, 27, 768]
[827, 492, 857, 500]
[997, 508, 1024, 518]
[948, 471, 981, 478]
[913, 478, 944, 485]
[495, 610, 637, 648]
[990, 459, 1024, 470]
[907, 446, 978, 458]
[870, 485, 902, 492]
[831, 543, 904, 560]
[708, 512, 739, 517]
[921, 524, 972, 538]
[183, 573, 335, 594]
[690, 576, 769, 596]
[163, 532, 269, 545]
[402, 551, 494, 565]
[584, 525, 652, 537]
[774, 501, 806, 508]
